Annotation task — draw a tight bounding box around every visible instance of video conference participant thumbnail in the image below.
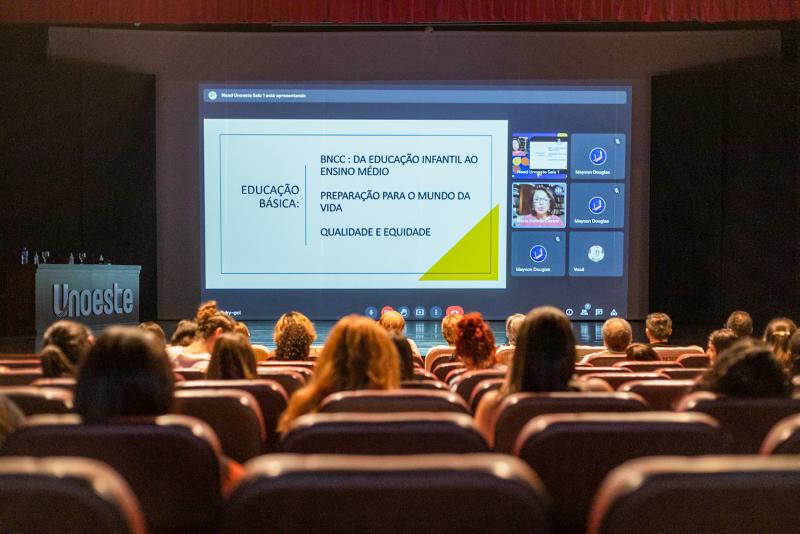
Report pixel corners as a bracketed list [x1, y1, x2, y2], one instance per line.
[512, 183, 566, 228]
[511, 132, 568, 178]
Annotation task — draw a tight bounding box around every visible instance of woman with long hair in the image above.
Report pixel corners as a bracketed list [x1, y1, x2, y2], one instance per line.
[39, 320, 93, 378]
[167, 301, 236, 368]
[206, 333, 257, 380]
[763, 317, 797, 370]
[278, 315, 400, 431]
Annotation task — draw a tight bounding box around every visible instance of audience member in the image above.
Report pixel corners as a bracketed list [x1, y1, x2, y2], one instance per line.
[39, 320, 93, 378]
[138, 321, 166, 350]
[789, 329, 800, 376]
[378, 310, 420, 355]
[273, 311, 318, 357]
[73, 326, 243, 494]
[475, 306, 578, 444]
[625, 342, 659, 361]
[206, 333, 257, 380]
[725, 310, 754, 338]
[645, 312, 673, 346]
[498, 313, 525, 351]
[0, 395, 24, 447]
[694, 338, 791, 398]
[273, 322, 313, 361]
[234, 321, 251, 338]
[454, 313, 498, 371]
[763, 317, 797, 370]
[601, 318, 633, 355]
[390, 333, 415, 381]
[706, 328, 738, 362]
[441, 314, 461, 346]
[278, 315, 399, 431]
[169, 319, 197, 347]
[167, 301, 236, 368]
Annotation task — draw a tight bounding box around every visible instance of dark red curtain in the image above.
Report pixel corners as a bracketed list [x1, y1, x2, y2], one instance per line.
[2, 0, 799, 24]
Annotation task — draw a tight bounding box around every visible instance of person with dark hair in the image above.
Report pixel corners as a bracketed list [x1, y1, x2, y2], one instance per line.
[725, 310, 754, 338]
[39, 320, 93, 378]
[475, 306, 578, 444]
[0, 395, 24, 446]
[169, 320, 197, 347]
[789, 330, 800, 377]
[454, 312, 498, 371]
[138, 321, 166, 350]
[645, 312, 673, 346]
[206, 333, 257, 380]
[763, 317, 797, 370]
[167, 301, 236, 368]
[390, 333, 415, 381]
[74, 326, 244, 494]
[75, 326, 174, 423]
[516, 186, 563, 227]
[695, 338, 791, 397]
[273, 322, 313, 361]
[625, 342, 659, 362]
[706, 328, 738, 363]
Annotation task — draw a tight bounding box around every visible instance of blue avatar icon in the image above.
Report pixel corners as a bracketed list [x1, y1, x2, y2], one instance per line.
[364, 306, 378, 318]
[589, 147, 607, 165]
[588, 196, 606, 214]
[530, 245, 547, 263]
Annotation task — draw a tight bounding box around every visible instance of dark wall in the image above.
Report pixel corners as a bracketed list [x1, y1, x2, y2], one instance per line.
[650, 57, 800, 329]
[0, 58, 157, 320]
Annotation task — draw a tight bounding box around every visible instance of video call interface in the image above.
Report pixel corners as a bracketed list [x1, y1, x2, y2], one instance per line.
[200, 83, 632, 320]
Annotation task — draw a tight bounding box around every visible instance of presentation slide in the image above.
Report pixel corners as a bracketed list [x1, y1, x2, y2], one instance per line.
[199, 83, 632, 320]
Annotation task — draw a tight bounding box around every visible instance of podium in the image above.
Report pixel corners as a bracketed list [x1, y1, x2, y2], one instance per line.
[0, 264, 141, 350]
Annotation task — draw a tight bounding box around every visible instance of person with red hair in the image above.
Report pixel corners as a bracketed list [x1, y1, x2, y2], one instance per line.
[454, 312, 500, 371]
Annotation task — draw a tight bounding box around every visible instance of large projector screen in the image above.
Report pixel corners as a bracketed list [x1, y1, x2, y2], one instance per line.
[200, 82, 631, 320]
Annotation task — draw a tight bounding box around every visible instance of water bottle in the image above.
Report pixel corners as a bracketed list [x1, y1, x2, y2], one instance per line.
[20, 247, 28, 265]
[33, 251, 39, 265]
[68, 252, 75, 264]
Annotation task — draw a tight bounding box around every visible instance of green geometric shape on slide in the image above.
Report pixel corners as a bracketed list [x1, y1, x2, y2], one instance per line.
[420, 204, 500, 281]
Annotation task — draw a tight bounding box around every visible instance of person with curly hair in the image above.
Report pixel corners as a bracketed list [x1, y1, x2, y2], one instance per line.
[454, 312, 498, 371]
[273, 322, 313, 361]
[278, 315, 399, 431]
[272, 311, 318, 358]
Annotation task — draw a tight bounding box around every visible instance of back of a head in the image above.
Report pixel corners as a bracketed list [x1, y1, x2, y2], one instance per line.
[39, 344, 76, 378]
[790, 330, 800, 376]
[170, 319, 198, 346]
[274, 323, 313, 361]
[696, 338, 791, 398]
[625, 342, 658, 362]
[390, 333, 415, 381]
[274, 311, 317, 345]
[75, 326, 174, 423]
[708, 328, 738, 358]
[763, 317, 797, 367]
[645, 312, 672, 342]
[726, 310, 754, 338]
[455, 313, 496, 370]
[234, 321, 251, 338]
[207, 332, 256, 380]
[378, 310, 405, 334]
[504, 313, 525, 345]
[602, 318, 632, 353]
[441, 314, 461, 345]
[510, 306, 575, 393]
[138, 321, 166, 350]
[195, 300, 236, 340]
[41, 320, 92, 367]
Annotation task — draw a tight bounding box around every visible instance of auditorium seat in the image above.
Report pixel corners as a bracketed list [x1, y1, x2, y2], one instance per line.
[423, 346, 454, 372]
[259, 360, 315, 370]
[255, 368, 306, 396]
[613, 361, 682, 373]
[222, 453, 552, 533]
[176, 379, 288, 451]
[588, 456, 800, 534]
[574, 366, 632, 376]
[0, 386, 73, 415]
[412, 368, 438, 381]
[0, 456, 146, 534]
[173, 368, 205, 381]
[576, 346, 604, 358]
[515, 412, 730, 534]
[443, 366, 469, 384]
[1, 414, 224, 534]
[281, 412, 489, 454]
[618, 380, 695, 411]
[579, 354, 626, 367]
[0, 358, 42, 369]
[676, 353, 710, 368]
[657, 367, 705, 380]
[677, 391, 800, 453]
[412, 354, 424, 368]
[469, 377, 505, 413]
[761, 414, 800, 454]
[172, 389, 266, 462]
[0, 369, 43, 386]
[432, 362, 466, 382]
[258, 364, 313, 383]
[580, 372, 662, 390]
[400, 379, 448, 391]
[492, 392, 649, 453]
[450, 369, 506, 402]
[652, 345, 703, 361]
[31, 377, 76, 390]
[318, 389, 470, 415]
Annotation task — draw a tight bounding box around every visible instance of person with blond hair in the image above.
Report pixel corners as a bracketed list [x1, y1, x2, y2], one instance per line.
[377, 310, 420, 355]
[278, 315, 400, 431]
